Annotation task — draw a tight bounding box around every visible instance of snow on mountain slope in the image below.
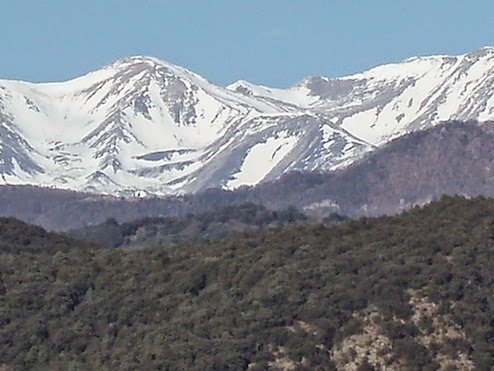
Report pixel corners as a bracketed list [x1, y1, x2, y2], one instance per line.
[229, 47, 494, 145]
[1, 48, 494, 196]
[0, 57, 301, 195]
[226, 80, 320, 108]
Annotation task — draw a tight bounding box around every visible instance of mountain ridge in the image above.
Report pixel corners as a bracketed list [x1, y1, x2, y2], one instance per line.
[1, 48, 494, 195]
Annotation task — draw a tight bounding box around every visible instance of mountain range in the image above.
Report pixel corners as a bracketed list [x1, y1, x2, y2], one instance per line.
[2, 47, 494, 195]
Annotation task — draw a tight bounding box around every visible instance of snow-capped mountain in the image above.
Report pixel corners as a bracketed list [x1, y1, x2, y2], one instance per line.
[229, 47, 494, 144]
[1, 48, 494, 196]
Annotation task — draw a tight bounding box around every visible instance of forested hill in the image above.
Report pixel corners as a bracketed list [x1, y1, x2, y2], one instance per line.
[1, 196, 494, 369]
[67, 203, 307, 247]
[0, 217, 94, 253]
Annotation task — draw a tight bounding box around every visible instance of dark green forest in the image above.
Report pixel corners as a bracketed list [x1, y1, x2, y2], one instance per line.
[1, 196, 494, 369]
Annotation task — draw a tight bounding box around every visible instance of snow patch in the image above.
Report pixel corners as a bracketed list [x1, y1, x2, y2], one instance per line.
[226, 131, 299, 189]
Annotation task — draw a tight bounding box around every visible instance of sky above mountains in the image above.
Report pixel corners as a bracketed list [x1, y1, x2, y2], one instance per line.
[2, 1, 494, 87]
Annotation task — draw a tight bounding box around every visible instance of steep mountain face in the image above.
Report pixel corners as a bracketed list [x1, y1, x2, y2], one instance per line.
[1, 48, 494, 195]
[0, 57, 289, 195]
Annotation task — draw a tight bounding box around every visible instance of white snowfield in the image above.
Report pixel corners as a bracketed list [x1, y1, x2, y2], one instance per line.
[1, 48, 494, 196]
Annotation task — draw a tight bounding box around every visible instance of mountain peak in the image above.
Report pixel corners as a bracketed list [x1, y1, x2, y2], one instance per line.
[111, 55, 174, 69]
[103, 55, 211, 87]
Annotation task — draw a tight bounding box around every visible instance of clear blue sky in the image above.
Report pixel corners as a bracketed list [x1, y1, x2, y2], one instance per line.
[1, 1, 494, 87]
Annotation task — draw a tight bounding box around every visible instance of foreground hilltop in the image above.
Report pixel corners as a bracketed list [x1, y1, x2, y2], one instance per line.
[1, 196, 493, 369]
[1, 48, 494, 195]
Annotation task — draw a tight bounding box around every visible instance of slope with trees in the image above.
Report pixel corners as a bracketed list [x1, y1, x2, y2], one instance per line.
[1, 196, 494, 369]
